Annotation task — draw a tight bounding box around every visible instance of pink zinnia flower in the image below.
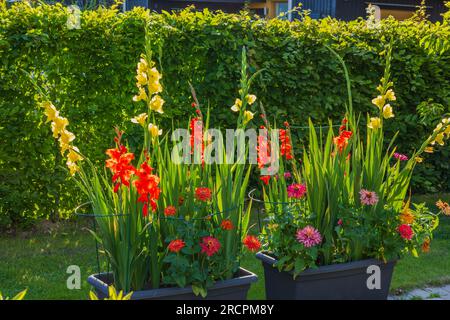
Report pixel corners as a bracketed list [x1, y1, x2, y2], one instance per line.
[284, 172, 292, 179]
[296, 226, 322, 248]
[394, 153, 408, 161]
[359, 189, 379, 206]
[287, 183, 307, 199]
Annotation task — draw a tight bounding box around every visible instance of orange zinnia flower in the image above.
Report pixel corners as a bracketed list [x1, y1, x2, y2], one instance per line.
[168, 239, 185, 253]
[221, 219, 234, 230]
[243, 235, 261, 252]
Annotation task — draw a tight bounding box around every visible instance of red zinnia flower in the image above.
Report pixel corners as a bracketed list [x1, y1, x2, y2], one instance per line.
[195, 187, 212, 202]
[221, 219, 234, 230]
[243, 235, 261, 252]
[164, 206, 176, 217]
[260, 175, 271, 185]
[168, 239, 185, 253]
[133, 161, 161, 217]
[398, 224, 414, 240]
[200, 236, 221, 257]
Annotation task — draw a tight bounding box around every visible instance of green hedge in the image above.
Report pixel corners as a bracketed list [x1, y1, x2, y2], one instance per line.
[1, 3, 449, 227]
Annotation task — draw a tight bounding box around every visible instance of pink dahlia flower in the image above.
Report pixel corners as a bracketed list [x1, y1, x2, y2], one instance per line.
[359, 189, 379, 206]
[296, 225, 322, 248]
[287, 183, 307, 199]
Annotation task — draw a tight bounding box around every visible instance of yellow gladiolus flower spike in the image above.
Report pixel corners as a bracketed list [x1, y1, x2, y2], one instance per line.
[149, 95, 164, 114]
[382, 104, 394, 119]
[131, 113, 148, 126]
[368, 117, 381, 130]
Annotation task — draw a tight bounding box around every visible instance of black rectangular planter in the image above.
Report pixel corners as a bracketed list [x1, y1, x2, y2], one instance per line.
[88, 267, 258, 300]
[256, 252, 396, 300]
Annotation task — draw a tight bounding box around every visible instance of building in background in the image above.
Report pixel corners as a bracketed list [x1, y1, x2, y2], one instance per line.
[120, 0, 447, 22]
[124, 0, 291, 19]
[293, 0, 446, 22]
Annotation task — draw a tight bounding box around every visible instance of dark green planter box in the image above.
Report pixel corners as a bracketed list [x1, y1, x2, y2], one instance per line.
[88, 267, 257, 300]
[256, 252, 396, 300]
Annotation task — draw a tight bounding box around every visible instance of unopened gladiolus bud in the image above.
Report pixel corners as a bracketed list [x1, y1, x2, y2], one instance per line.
[424, 146, 434, 153]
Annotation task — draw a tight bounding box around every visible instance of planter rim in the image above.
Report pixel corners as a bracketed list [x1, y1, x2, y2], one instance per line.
[256, 251, 397, 277]
[88, 267, 257, 299]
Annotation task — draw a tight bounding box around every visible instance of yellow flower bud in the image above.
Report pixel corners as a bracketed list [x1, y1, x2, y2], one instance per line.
[424, 146, 434, 153]
[367, 117, 381, 130]
[149, 95, 164, 114]
[415, 156, 423, 163]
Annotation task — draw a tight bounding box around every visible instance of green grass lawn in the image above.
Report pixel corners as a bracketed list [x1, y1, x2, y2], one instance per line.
[1, 194, 449, 300]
